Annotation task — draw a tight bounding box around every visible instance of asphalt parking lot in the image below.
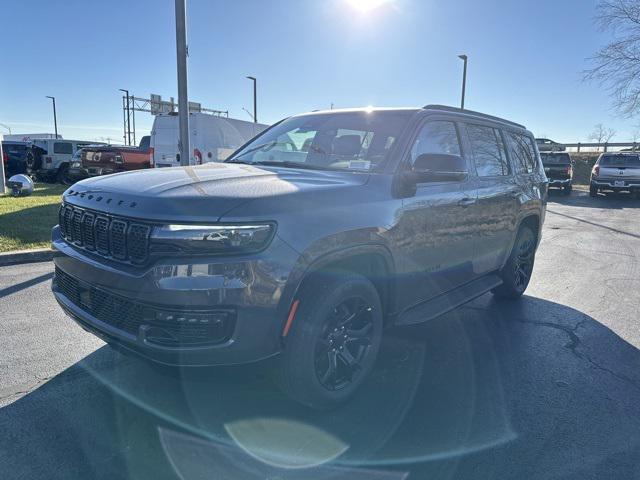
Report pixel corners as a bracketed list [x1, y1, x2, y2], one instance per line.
[1, 189, 640, 480]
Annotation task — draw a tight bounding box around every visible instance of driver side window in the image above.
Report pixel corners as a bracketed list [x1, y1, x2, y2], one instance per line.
[410, 121, 461, 165]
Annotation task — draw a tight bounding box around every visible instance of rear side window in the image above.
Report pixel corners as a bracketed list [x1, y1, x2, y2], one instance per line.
[410, 120, 461, 164]
[508, 133, 537, 174]
[465, 124, 509, 176]
[53, 142, 73, 154]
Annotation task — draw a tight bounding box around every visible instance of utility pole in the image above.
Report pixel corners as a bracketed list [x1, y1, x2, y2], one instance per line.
[46, 96, 58, 138]
[458, 55, 468, 110]
[175, 0, 190, 166]
[132, 94, 136, 146]
[246, 76, 257, 123]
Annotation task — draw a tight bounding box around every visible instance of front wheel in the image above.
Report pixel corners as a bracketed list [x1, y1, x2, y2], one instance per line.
[492, 225, 536, 300]
[277, 273, 383, 410]
[590, 184, 598, 197]
[563, 184, 572, 196]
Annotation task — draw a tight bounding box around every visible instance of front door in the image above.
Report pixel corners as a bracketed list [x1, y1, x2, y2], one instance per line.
[393, 118, 479, 310]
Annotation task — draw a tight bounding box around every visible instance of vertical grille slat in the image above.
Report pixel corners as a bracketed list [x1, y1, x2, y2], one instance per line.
[82, 213, 96, 250]
[128, 224, 151, 264]
[95, 216, 110, 255]
[59, 203, 151, 264]
[110, 220, 127, 260]
[72, 209, 83, 244]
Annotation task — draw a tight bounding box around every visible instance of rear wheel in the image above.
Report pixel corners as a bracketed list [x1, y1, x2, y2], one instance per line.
[277, 273, 383, 410]
[589, 184, 598, 197]
[492, 225, 536, 300]
[56, 164, 73, 185]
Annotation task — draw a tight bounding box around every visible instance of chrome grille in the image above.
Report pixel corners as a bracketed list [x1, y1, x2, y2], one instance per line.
[58, 204, 151, 264]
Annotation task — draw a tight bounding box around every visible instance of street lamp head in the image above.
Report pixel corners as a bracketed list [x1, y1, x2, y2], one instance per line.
[46, 95, 54, 100]
[246, 76, 256, 81]
[458, 54, 468, 61]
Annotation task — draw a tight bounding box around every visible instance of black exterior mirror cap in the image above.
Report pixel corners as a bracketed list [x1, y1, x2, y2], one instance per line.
[410, 153, 468, 182]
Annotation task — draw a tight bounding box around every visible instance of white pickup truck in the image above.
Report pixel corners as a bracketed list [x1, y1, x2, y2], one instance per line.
[590, 153, 640, 197]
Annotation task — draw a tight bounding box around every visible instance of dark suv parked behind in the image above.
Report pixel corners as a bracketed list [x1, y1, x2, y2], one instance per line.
[52, 105, 548, 409]
[540, 152, 573, 194]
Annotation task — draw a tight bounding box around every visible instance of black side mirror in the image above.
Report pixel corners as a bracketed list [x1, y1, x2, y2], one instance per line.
[410, 153, 468, 183]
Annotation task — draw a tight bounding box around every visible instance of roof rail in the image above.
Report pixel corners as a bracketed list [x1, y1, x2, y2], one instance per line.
[422, 104, 526, 130]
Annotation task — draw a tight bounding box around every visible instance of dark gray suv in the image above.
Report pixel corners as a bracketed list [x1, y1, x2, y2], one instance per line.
[52, 105, 548, 409]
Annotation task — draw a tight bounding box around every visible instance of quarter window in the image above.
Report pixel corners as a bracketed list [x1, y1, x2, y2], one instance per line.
[508, 133, 538, 174]
[410, 121, 461, 164]
[466, 124, 509, 176]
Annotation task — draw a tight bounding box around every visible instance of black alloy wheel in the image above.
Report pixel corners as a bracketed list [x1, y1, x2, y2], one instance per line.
[314, 297, 375, 391]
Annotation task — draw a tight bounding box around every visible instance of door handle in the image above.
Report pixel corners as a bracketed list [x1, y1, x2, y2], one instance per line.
[458, 197, 476, 207]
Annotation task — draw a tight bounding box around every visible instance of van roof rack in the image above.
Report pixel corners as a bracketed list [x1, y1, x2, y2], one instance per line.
[422, 105, 526, 130]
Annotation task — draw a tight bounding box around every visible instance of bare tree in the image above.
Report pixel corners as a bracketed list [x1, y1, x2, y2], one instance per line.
[585, 1, 640, 116]
[589, 123, 617, 150]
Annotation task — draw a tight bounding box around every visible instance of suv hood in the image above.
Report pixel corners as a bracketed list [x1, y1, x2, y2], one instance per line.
[64, 163, 369, 222]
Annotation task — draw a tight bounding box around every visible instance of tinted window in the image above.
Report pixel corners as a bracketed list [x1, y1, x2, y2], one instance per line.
[410, 120, 461, 165]
[466, 124, 509, 176]
[600, 154, 640, 166]
[53, 142, 73, 154]
[540, 153, 571, 165]
[508, 133, 537, 174]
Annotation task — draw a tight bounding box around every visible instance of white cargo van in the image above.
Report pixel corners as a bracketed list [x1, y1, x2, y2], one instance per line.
[151, 113, 268, 167]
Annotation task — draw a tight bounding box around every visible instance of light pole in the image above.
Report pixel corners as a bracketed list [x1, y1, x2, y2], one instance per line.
[175, 0, 190, 167]
[246, 76, 257, 123]
[458, 55, 468, 110]
[46, 96, 58, 138]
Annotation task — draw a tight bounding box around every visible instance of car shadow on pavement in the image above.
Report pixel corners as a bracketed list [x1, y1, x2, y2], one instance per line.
[1, 295, 640, 480]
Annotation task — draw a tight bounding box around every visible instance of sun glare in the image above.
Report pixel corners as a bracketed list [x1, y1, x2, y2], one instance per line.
[346, 0, 393, 13]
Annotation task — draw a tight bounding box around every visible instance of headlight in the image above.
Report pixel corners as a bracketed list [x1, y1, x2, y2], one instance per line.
[114, 155, 124, 164]
[150, 223, 275, 254]
[71, 161, 81, 168]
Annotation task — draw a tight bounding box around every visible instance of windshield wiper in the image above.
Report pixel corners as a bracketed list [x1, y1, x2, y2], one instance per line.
[225, 141, 277, 163]
[251, 160, 339, 171]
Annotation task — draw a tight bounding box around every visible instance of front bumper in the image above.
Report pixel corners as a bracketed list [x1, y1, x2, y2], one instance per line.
[51, 226, 300, 366]
[68, 167, 89, 182]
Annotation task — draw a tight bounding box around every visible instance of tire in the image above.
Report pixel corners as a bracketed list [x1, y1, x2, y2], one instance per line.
[25, 148, 42, 172]
[563, 184, 572, 196]
[56, 164, 72, 185]
[277, 273, 383, 410]
[589, 184, 598, 197]
[492, 225, 536, 300]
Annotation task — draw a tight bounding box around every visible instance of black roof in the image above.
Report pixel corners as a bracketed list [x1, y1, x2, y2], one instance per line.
[423, 104, 526, 130]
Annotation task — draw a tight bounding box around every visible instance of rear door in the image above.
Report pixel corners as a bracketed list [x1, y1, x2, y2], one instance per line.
[463, 123, 519, 274]
[51, 141, 74, 168]
[394, 117, 479, 308]
[151, 116, 180, 167]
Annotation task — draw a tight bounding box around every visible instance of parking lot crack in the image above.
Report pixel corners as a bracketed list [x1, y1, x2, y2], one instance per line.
[515, 318, 640, 392]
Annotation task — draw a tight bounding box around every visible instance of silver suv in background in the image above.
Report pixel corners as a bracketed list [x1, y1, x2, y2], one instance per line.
[590, 153, 640, 197]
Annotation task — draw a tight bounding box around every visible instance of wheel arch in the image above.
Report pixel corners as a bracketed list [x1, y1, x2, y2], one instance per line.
[280, 244, 396, 336]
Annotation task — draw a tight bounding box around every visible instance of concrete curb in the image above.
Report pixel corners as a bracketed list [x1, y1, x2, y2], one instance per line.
[0, 248, 54, 267]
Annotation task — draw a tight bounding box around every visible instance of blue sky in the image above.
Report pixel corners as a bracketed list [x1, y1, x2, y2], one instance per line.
[0, 0, 632, 143]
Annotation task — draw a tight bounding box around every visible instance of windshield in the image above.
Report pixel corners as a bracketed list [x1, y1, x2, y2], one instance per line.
[541, 153, 571, 164]
[227, 111, 412, 172]
[600, 154, 640, 166]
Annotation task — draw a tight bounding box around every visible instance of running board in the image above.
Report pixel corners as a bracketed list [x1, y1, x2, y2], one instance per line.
[395, 274, 503, 326]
